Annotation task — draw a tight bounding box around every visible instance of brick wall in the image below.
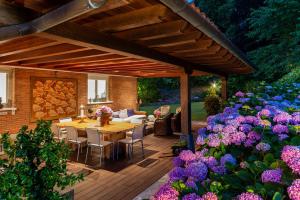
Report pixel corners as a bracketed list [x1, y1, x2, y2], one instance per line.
[0, 68, 137, 133]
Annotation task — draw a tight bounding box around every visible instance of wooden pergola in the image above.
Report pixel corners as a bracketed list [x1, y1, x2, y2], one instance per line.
[0, 0, 255, 150]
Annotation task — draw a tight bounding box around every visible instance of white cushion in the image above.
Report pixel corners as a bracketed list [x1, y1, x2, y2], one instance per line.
[112, 118, 125, 122]
[119, 109, 128, 119]
[112, 111, 120, 118]
[112, 115, 146, 123]
[123, 115, 146, 122]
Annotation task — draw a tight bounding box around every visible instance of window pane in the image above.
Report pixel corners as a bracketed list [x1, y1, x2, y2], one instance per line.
[88, 79, 95, 100]
[97, 80, 107, 99]
[0, 73, 7, 103]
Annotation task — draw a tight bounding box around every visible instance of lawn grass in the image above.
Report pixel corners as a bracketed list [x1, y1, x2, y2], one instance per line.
[140, 102, 207, 121]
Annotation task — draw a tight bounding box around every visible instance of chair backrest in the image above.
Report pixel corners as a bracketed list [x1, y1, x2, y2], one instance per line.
[131, 118, 144, 124]
[51, 124, 60, 137]
[160, 105, 170, 116]
[86, 128, 101, 145]
[132, 125, 145, 140]
[65, 126, 78, 141]
[59, 117, 72, 123]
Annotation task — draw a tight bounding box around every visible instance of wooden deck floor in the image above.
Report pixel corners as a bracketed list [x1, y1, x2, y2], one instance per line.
[67, 134, 177, 200]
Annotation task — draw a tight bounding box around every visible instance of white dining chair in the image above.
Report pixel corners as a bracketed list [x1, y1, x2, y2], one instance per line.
[65, 126, 87, 161]
[117, 124, 145, 160]
[85, 128, 114, 166]
[51, 124, 67, 141]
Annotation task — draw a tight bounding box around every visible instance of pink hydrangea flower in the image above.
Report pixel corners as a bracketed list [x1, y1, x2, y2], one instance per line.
[236, 192, 263, 200]
[202, 192, 218, 200]
[235, 91, 245, 97]
[287, 179, 300, 200]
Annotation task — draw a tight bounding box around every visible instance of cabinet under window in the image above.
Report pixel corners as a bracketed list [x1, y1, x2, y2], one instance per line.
[88, 75, 109, 103]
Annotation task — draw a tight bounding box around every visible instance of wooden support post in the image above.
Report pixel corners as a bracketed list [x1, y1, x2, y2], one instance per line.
[180, 69, 195, 152]
[221, 76, 228, 101]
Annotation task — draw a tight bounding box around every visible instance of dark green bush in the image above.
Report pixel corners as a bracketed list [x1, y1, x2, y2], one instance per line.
[0, 120, 83, 200]
[204, 95, 222, 116]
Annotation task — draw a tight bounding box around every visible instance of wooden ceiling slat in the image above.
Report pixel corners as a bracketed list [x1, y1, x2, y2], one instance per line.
[169, 42, 218, 55]
[64, 62, 164, 70]
[40, 56, 136, 68]
[51, 59, 149, 69]
[19, 49, 108, 65]
[0, 36, 59, 56]
[155, 40, 214, 53]
[139, 31, 202, 47]
[72, 0, 130, 23]
[113, 20, 188, 40]
[83, 4, 171, 32]
[41, 22, 217, 75]
[0, 43, 87, 63]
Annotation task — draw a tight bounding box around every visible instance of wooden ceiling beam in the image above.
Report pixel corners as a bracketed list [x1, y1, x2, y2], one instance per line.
[39, 57, 136, 68]
[39, 22, 220, 75]
[172, 45, 222, 57]
[0, 36, 60, 56]
[156, 39, 214, 53]
[72, 0, 130, 22]
[83, 4, 172, 32]
[75, 67, 179, 72]
[140, 31, 202, 48]
[113, 20, 188, 40]
[56, 60, 156, 69]
[64, 62, 164, 70]
[0, 43, 88, 63]
[0, 1, 36, 25]
[18, 49, 108, 65]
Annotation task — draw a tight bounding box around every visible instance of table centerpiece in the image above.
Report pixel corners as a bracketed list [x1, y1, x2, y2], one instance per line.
[96, 105, 113, 127]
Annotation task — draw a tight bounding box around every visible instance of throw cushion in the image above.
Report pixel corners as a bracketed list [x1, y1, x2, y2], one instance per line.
[119, 109, 128, 118]
[127, 109, 134, 117]
[112, 111, 120, 118]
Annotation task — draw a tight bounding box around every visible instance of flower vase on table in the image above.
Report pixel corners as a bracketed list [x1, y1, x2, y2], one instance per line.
[100, 113, 110, 126]
[96, 106, 113, 127]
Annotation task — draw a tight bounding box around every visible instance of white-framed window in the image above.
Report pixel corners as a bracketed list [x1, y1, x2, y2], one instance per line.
[0, 67, 14, 107]
[88, 74, 109, 103]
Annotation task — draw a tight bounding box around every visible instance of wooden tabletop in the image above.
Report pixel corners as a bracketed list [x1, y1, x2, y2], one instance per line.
[57, 119, 136, 134]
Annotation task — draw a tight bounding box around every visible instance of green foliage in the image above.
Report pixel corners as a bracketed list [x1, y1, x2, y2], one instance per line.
[247, 0, 300, 82]
[194, 0, 236, 37]
[137, 78, 161, 104]
[0, 121, 83, 200]
[204, 95, 222, 116]
[277, 67, 300, 85]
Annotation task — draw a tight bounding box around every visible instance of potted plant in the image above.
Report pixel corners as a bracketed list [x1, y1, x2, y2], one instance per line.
[95, 106, 113, 126]
[0, 120, 83, 199]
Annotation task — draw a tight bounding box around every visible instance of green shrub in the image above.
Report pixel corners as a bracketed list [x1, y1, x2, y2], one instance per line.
[276, 67, 300, 84]
[204, 95, 222, 116]
[0, 120, 83, 200]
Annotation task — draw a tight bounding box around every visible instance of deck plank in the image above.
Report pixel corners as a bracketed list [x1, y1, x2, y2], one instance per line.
[69, 134, 177, 200]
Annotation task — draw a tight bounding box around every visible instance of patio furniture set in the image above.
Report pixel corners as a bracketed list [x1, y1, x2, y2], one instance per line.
[49, 105, 182, 167]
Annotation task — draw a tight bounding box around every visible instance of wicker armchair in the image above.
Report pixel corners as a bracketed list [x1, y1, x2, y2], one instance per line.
[154, 113, 174, 136]
[171, 111, 181, 133]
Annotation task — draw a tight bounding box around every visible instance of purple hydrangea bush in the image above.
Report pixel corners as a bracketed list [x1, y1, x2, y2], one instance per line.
[154, 82, 300, 200]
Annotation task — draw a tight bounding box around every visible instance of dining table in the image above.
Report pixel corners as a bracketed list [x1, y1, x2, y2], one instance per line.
[56, 119, 137, 158]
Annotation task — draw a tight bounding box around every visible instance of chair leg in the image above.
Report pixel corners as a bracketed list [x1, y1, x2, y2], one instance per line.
[131, 144, 134, 159]
[111, 143, 114, 161]
[141, 140, 145, 158]
[117, 142, 119, 160]
[100, 147, 103, 167]
[85, 145, 89, 164]
[77, 143, 80, 161]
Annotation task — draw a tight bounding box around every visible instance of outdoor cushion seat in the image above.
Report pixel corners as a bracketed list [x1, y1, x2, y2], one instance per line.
[112, 114, 146, 123]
